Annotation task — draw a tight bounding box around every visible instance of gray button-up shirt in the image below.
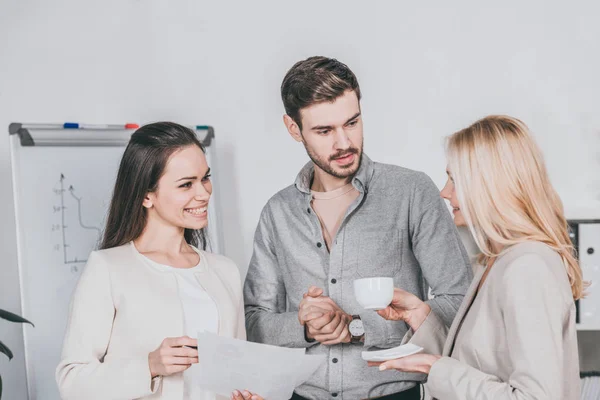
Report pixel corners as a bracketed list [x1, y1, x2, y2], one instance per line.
[244, 154, 473, 400]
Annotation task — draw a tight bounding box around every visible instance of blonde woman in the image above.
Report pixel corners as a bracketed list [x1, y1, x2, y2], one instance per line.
[370, 116, 583, 399]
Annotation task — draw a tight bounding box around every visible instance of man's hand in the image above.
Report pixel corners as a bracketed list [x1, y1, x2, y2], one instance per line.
[298, 286, 351, 345]
[298, 286, 329, 325]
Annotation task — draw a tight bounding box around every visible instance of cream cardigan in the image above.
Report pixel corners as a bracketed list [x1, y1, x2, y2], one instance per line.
[406, 242, 580, 400]
[56, 242, 246, 400]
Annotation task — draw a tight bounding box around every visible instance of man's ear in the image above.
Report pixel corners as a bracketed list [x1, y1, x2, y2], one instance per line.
[283, 114, 303, 143]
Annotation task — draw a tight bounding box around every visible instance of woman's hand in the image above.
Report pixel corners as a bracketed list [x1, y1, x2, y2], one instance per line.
[368, 353, 441, 374]
[231, 389, 264, 400]
[148, 336, 198, 377]
[377, 288, 430, 331]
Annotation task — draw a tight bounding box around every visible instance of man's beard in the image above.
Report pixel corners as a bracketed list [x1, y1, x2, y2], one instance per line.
[304, 142, 363, 179]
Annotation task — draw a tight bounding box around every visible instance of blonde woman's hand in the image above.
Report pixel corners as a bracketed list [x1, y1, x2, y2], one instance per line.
[231, 389, 264, 400]
[368, 353, 441, 374]
[376, 288, 430, 331]
[148, 336, 198, 377]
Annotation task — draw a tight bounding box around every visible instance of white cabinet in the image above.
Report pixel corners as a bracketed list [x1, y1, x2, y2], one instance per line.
[577, 222, 600, 330]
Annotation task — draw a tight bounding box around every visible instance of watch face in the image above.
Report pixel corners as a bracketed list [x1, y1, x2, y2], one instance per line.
[349, 319, 364, 336]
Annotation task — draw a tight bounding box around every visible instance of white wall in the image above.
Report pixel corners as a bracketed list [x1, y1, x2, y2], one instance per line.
[1, 1, 599, 398]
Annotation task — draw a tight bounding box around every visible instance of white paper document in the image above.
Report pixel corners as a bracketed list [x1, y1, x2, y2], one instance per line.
[193, 331, 325, 399]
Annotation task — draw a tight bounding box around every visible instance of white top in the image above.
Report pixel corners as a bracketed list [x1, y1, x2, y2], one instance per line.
[144, 252, 219, 400]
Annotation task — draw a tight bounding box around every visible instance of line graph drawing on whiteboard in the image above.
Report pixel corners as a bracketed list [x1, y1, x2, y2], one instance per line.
[52, 173, 102, 271]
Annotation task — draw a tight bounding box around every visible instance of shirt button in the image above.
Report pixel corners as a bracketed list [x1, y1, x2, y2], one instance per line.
[332, 358, 338, 363]
[307, 208, 311, 214]
[317, 242, 322, 248]
[332, 393, 338, 397]
[331, 278, 337, 284]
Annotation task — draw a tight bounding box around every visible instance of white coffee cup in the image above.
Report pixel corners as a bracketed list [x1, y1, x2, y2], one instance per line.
[353, 277, 394, 310]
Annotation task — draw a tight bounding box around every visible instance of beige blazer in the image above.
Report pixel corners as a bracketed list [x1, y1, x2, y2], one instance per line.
[56, 242, 246, 400]
[406, 241, 580, 400]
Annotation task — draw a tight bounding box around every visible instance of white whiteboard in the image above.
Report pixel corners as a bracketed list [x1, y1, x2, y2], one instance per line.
[9, 124, 222, 400]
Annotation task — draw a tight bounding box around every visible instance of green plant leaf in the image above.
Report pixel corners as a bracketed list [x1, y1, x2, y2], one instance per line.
[0, 341, 13, 361]
[0, 309, 33, 326]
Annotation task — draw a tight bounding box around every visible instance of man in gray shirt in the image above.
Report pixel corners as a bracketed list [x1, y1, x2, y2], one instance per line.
[244, 56, 473, 400]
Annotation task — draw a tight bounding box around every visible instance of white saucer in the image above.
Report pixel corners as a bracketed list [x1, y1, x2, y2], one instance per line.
[361, 343, 424, 362]
[363, 305, 386, 310]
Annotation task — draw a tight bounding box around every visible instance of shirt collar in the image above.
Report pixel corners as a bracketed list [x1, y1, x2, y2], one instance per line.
[294, 153, 374, 195]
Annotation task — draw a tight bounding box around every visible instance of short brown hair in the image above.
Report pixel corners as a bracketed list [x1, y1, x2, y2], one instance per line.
[281, 56, 361, 129]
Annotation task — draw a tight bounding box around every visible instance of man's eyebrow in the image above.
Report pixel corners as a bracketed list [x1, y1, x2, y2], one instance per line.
[310, 112, 361, 131]
[344, 112, 361, 125]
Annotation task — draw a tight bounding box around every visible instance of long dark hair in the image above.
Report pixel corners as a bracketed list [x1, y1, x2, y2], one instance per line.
[100, 122, 207, 250]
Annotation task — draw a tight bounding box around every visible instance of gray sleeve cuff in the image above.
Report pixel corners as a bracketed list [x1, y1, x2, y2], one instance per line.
[426, 294, 465, 328]
[246, 310, 319, 349]
[360, 311, 405, 349]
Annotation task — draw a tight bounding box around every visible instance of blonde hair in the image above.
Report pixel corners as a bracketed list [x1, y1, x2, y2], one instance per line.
[447, 115, 584, 300]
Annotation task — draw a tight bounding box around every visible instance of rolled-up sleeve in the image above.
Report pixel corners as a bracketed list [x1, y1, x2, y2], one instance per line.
[244, 205, 317, 348]
[410, 173, 473, 327]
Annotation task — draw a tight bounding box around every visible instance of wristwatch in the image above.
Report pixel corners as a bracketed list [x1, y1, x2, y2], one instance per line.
[348, 315, 365, 343]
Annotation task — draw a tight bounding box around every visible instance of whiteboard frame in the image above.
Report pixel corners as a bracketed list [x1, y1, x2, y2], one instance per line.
[9, 133, 35, 398]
